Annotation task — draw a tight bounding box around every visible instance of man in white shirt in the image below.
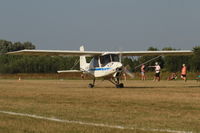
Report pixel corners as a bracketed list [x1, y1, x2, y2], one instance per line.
[149, 62, 161, 81]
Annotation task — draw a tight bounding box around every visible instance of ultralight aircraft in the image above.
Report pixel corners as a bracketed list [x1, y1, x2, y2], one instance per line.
[8, 46, 193, 88]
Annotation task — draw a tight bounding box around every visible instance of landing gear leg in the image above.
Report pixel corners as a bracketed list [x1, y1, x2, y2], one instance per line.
[108, 77, 124, 88]
[88, 78, 95, 88]
[115, 77, 124, 88]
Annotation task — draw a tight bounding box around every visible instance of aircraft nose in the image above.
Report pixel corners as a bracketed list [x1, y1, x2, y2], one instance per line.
[115, 63, 123, 71]
[116, 67, 122, 72]
[118, 62, 123, 68]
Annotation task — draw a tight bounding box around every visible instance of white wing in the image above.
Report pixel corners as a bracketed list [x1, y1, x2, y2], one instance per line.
[121, 50, 193, 56]
[7, 49, 103, 56]
[7, 49, 193, 56]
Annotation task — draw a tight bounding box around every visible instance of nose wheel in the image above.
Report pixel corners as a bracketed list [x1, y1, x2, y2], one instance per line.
[108, 77, 124, 88]
[116, 83, 124, 88]
[88, 83, 94, 88]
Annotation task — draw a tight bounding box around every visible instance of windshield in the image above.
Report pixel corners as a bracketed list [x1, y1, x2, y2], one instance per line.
[100, 54, 119, 67]
[111, 54, 119, 62]
[100, 55, 111, 67]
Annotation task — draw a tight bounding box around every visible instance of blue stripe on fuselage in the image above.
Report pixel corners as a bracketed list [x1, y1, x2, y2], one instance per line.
[89, 68, 112, 71]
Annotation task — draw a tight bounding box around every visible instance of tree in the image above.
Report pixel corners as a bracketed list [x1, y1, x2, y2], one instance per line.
[0, 40, 37, 73]
[0, 39, 199, 74]
[190, 46, 200, 72]
[162, 47, 179, 72]
[0, 40, 35, 54]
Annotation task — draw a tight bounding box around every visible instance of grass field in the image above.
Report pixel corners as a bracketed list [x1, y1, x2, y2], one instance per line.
[0, 79, 200, 133]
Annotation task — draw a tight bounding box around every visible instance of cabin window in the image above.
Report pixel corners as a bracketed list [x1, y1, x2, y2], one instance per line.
[111, 54, 119, 62]
[92, 56, 99, 67]
[100, 55, 111, 67]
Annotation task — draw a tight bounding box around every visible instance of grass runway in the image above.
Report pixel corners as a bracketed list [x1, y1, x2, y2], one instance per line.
[0, 79, 199, 133]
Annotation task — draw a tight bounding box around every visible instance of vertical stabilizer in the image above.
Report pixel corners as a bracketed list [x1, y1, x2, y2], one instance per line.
[80, 46, 88, 70]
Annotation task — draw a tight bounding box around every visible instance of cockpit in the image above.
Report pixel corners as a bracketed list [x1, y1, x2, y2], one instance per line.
[90, 54, 120, 67]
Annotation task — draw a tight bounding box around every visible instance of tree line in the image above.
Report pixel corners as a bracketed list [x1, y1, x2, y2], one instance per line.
[0, 39, 199, 74]
[123, 46, 200, 73]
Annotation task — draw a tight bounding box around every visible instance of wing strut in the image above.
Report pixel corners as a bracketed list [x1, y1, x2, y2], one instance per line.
[70, 58, 80, 70]
[134, 55, 162, 70]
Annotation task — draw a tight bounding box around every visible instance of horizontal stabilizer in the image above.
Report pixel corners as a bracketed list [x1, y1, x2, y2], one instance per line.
[57, 70, 82, 73]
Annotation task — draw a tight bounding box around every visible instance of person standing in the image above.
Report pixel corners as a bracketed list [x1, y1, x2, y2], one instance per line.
[140, 64, 146, 80]
[149, 62, 161, 81]
[181, 64, 187, 82]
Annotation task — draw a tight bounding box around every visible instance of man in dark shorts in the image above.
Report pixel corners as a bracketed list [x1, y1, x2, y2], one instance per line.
[181, 64, 187, 82]
[149, 62, 161, 81]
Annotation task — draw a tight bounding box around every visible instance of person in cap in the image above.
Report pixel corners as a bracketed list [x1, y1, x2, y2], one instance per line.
[149, 62, 161, 81]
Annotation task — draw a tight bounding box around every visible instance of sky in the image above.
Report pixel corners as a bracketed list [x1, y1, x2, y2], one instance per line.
[0, 0, 200, 51]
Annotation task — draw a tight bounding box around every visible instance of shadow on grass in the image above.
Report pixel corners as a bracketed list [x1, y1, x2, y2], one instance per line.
[125, 85, 200, 89]
[59, 84, 200, 89]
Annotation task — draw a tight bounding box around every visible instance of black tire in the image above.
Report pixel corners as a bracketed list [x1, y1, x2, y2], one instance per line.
[88, 83, 94, 88]
[119, 83, 124, 88]
[116, 83, 124, 88]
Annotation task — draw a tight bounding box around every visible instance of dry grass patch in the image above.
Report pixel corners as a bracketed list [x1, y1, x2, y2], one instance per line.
[0, 80, 199, 133]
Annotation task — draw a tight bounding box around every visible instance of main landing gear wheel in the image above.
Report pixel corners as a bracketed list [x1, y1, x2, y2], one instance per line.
[88, 78, 95, 88]
[116, 83, 124, 88]
[88, 83, 94, 88]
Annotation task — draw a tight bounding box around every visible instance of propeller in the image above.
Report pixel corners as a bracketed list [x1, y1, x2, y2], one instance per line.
[122, 65, 135, 79]
[118, 48, 134, 79]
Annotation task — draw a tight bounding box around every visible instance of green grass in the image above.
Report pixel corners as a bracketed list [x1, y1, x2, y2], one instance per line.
[0, 80, 200, 133]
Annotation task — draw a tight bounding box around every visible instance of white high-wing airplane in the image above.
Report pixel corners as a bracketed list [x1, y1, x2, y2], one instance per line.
[8, 46, 193, 88]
